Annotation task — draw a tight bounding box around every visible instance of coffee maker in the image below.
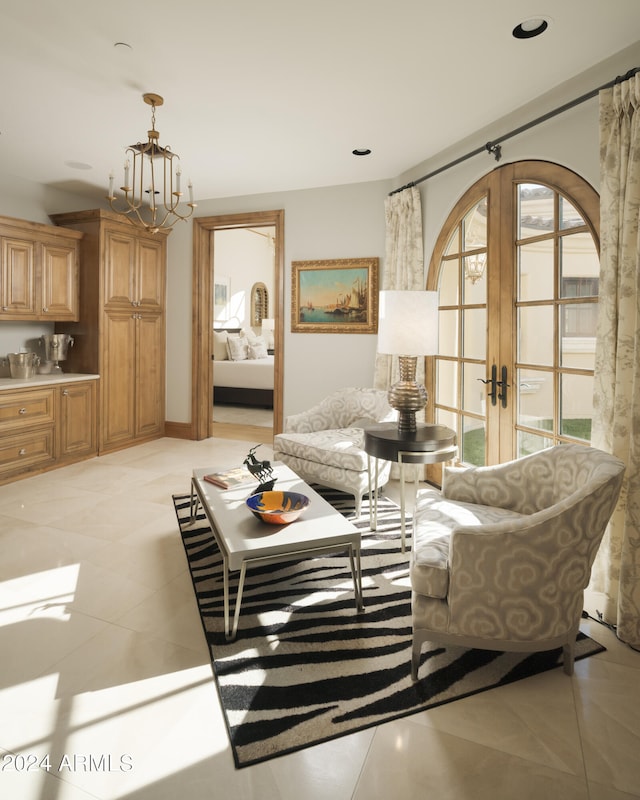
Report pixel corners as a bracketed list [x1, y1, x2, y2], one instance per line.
[40, 334, 74, 373]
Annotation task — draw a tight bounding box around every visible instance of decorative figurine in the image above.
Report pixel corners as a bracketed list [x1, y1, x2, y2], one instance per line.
[244, 445, 276, 493]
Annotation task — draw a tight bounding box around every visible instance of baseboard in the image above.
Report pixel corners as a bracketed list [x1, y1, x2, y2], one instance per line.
[164, 421, 196, 440]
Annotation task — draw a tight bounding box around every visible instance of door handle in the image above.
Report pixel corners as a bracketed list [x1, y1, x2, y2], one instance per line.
[497, 365, 510, 408]
[478, 364, 498, 406]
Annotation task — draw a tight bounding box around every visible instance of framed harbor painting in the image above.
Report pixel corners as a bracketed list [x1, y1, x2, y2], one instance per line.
[291, 257, 379, 333]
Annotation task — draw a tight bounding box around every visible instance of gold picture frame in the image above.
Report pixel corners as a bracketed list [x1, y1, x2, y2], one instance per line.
[291, 257, 379, 334]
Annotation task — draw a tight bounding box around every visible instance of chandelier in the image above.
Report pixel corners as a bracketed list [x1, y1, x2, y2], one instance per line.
[107, 93, 196, 233]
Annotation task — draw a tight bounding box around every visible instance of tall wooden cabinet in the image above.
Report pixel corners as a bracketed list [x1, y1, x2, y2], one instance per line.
[50, 209, 169, 454]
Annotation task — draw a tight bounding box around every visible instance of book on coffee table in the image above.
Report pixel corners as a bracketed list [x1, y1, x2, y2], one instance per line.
[203, 467, 255, 489]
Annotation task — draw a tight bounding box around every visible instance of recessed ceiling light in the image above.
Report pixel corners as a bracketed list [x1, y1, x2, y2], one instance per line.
[352, 148, 372, 156]
[512, 18, 548, 39]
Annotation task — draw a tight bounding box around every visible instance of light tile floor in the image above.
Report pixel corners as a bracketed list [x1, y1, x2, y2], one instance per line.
[0, 436, 639, 800]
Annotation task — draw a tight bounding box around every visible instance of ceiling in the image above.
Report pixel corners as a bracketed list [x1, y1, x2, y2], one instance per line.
[1, 1, 640, 205]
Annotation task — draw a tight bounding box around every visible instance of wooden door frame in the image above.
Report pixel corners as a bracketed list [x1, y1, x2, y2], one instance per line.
[191, 210, 284, 440]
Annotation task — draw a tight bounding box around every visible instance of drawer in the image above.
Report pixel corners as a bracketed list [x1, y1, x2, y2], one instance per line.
[0, 427, 55, 478]
[0, 388, 55, 432]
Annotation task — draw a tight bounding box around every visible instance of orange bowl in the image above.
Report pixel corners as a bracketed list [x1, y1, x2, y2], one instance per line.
[246, 490, 310, 525]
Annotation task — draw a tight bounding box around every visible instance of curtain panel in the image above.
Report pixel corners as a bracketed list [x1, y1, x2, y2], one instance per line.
[592, 73, 640, 649]
[373, 186, 425, 392]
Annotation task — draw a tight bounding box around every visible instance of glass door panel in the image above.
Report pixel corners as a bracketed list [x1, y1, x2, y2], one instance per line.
[462, 308, 486, 360]
[439, 258, 459, 305]
[560, 373, 594, 442]
[437, 359, 458, 408]
[517, 368, 553, 432]
[462, 416, 486, 466]
[463, 362, 487, 415]
[518, 239, 554, 301]
[428, 162, 600, 470]
[518, 305, 554, 365]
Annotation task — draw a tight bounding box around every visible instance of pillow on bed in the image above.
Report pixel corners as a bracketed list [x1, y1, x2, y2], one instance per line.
[213, 330, 229, 361]
[227, 335, 249, 361]
[248, 340, 268, 359]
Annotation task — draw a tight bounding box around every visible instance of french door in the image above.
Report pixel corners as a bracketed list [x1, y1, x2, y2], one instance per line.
[426, 161, 600, 466]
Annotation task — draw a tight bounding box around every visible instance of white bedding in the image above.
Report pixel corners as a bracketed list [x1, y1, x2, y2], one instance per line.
[213, 355, 274, 390]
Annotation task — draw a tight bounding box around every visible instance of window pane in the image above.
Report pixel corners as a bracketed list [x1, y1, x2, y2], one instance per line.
[518, 239, 554, 301]
[559, 232, 599, 296]
[518, 184, 554, 239]
[517, 369, 553, 432]
[463, 362, 487, 415]
[517, 430, 554, 457]
[518, 305, 554, 365]
[561, 327, 596, 370]
[559, 196, 585, 230]
[436, 359, 458, 408]
[462, 308, 486, 360]
[436, 407, 457, 432]
[463, 199, 487, 249]
[438, 258, 459, 305]
[462, 255, 487, 303]
[561, 302, 598, 343]
[444, 228, 459, 256]
[560, 373, 593, 442]
[462, 416, 485, 466]
[438, 310, 458, 357]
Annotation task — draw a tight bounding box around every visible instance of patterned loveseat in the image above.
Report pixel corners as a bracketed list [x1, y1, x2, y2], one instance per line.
[273, 387, 396, 517]
[410, 444, 625, 681]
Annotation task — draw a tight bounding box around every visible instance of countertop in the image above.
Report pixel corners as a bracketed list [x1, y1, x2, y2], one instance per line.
[0, 373, 100, 391]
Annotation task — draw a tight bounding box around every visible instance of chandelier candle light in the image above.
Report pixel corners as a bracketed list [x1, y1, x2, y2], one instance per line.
[107, 93, 196, 233]
[377, 290, 439, 434]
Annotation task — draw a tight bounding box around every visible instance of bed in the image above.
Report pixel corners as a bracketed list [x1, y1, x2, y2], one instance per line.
[213, 328, 274, 408]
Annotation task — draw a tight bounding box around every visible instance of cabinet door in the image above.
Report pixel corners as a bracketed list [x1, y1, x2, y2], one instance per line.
[104, 229, 136, 307]
[59, 381, 96, 458]
[40, 240, 79, 319]
[136, 312, 165, 438]
[101, 311, 137, 450]
[0, 236, 37, 316]
[136, 238, 165, 311]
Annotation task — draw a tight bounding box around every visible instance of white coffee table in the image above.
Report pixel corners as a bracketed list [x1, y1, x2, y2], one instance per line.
[189, 462, 364, 640]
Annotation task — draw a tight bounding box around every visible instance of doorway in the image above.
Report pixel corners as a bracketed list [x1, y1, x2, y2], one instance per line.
[192, 210, 284, 441]
[426, 161, 600, 467]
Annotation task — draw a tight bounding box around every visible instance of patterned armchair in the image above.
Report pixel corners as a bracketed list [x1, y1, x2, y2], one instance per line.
[410, 444, 625, 681]
[273, 387, 396, 516]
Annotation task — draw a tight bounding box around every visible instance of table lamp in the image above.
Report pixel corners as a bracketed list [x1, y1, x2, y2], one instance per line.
[377, 290, 439, 434]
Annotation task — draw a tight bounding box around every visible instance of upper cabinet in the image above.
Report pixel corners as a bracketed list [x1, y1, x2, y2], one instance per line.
[104, 227, 164, 311]
[0, 216, 82, 321]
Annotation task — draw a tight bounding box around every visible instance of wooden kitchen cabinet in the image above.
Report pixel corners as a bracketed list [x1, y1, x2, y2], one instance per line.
[58, 380, 97, 460]
[50, 209, 169, 454]
[0, 215, 81, 320]
[0, 379, 97, 484]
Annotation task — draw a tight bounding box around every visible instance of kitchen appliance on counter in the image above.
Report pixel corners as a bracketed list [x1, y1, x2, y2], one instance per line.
[40, 334, 74, 373]
[8, 352, 41, 379]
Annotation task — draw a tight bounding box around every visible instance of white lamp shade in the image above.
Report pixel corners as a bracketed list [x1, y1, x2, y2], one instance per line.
[261, 318, 275, 332]
[377, 290, 439, 355]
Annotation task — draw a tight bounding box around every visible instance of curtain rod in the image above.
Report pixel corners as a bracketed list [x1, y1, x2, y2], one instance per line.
[389, 66, 640, 196]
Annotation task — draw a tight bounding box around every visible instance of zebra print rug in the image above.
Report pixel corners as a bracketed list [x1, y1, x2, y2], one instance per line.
[173, 488, 604, 769]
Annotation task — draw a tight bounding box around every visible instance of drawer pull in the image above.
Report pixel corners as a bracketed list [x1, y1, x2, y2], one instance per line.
[19, 448, 27, 456]
[19, 407, 27, 415]
[62, 389, 69, 396]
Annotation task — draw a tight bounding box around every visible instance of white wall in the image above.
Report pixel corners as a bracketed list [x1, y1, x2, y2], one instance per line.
[165, 180, 390, 423]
